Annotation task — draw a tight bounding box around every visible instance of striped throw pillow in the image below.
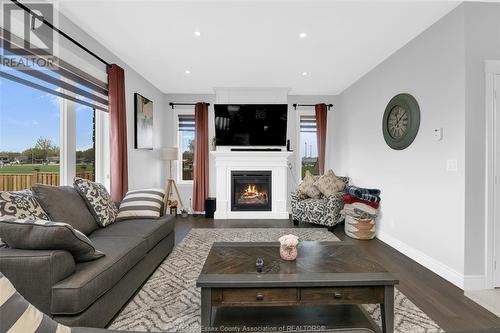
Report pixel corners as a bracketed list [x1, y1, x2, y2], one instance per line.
[117, 189, 165, 220]
[0, 272, 71, 333]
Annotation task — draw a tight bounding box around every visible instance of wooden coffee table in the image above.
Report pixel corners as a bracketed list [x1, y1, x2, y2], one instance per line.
[196, 242, 398, 333]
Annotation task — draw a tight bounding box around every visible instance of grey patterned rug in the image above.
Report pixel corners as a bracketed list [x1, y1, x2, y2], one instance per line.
[110, 228, 443, 333]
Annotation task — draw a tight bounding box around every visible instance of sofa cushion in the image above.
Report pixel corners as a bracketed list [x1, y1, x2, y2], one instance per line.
[90, 216, 174, 251]
[0, 218, 104, 262]
[51, 235, 148, 315]
[116, 189, 164, 221]
[0, 272, 71, 333]
[32, 184, 99, 235]
[0, 190, 49, 220]
[74, 178, 118, 228]
[297, 171, 321, 199]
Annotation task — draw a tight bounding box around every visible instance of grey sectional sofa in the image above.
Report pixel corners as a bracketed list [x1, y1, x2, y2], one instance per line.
[0, 185, 175, 328]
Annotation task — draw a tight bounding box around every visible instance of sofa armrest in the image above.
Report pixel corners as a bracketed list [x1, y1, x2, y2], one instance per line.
[0, 247, 75, 314]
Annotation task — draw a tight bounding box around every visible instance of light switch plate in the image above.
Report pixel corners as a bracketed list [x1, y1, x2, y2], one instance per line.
[433, 128, 443, 141]
[446, 159, 458, 171]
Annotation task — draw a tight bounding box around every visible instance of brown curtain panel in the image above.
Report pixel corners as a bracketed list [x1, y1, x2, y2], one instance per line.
[107, 64, 128, 201]
[192, 102, 209, 212]
[315, 103, 328, 175]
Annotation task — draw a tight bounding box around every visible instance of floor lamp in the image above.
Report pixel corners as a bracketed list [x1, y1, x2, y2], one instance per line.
[161, 147, 184, 212]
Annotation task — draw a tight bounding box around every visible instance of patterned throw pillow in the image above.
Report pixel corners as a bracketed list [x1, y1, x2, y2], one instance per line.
[117, 189, 165, 220]
[74, 177, 118, 228]
[297, 170, 322, 198]
[314, 170, 347, 197]
[0, 190, 50, 220]
[0, 272, 71, 333]
[0, 218, 104, 262]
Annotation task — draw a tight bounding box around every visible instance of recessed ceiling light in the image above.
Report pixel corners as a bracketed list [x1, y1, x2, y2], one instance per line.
[194, 31, 201, 37]
[302, 71, 308, 76]
[185, 70, 191, 74]
[299, 32, 307, 39]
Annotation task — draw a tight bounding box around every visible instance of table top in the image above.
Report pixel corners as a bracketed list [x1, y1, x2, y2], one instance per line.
[196, 241, 398, 288]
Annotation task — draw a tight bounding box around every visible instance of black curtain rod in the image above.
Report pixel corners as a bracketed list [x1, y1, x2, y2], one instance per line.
[169, 102, 210, 109]
[292, 103, 333, 110]
[10, 0, 111, 67]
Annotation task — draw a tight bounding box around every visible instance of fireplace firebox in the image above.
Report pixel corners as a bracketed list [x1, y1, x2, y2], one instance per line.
[231, 171, 272, 211]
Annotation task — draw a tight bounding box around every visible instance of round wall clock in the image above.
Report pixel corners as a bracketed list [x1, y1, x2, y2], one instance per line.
[382, 93, 420, 150]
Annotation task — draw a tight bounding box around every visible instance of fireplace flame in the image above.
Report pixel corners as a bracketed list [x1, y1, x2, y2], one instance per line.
[241, 184, 267, 200]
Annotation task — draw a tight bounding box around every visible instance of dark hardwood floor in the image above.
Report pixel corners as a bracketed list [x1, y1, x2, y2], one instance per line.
[173, 215, 500, 333]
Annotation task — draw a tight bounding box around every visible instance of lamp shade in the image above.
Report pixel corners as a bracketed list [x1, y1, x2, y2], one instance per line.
[160, 147, 178, 161]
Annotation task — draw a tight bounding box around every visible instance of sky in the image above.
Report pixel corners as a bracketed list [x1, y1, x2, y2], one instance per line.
[0, 77, 94, 153]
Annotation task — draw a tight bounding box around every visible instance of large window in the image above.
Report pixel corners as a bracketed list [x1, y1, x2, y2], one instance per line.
[178, 115, 195, 182]
[76, 105, 95, 181]
[299, 115, 319, 178]
[0, 77, 61, 190]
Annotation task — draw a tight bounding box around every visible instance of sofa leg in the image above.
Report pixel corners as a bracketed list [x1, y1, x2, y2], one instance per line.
[293, 219, 299, 226]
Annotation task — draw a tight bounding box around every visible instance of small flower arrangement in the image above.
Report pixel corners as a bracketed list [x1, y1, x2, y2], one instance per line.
[278, 234, 299, 261]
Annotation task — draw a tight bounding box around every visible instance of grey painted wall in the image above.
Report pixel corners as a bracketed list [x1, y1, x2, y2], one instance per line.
[463, 2, 500, 276]
[329, 5, 467, 285]
[330, 2, 500, 286]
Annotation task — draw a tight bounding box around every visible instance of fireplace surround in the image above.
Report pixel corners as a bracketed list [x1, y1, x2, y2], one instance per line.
[231, 171, 272, 211]
[211, 150, 292, 219]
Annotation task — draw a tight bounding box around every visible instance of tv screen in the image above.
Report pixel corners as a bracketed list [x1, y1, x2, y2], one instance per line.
[214, 104, 287, 146]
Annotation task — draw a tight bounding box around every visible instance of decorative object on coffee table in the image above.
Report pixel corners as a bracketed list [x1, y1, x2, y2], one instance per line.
[197, 241, 398, 333]
[278, 234, 299, 260]
[160, 147, 184, 213]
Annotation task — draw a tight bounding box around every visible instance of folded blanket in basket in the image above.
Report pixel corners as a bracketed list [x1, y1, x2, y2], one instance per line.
[342, 194, 380, 209]
[342, 202, 379, 219]
[345, 185, 381, 197]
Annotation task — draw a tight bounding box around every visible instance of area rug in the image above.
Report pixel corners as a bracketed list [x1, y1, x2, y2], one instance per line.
[110, 228, 443, 333]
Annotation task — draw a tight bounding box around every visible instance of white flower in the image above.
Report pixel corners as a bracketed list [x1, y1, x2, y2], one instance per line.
[278, 234, 299, 247]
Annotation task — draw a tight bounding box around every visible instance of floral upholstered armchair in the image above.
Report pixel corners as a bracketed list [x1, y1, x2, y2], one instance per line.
[291, 172, 349, 228]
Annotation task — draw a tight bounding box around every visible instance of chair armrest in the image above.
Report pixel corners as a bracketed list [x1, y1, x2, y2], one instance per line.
[291, 189, 308, 203]
[0, 248, 75, 314]
[326, 191, 344, 203]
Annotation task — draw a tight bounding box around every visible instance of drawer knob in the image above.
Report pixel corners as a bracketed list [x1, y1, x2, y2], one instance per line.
[256, 293, 264, 301]
[334, 292, 343, 299]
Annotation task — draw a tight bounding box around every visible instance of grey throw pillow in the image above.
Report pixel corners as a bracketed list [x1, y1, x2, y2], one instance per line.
[32, 184, 99, 235]
[0, 218, 104, 262]
[0, 190, 50, 220]
[0, 272, 72, 333]
[73, 177, 118, 228]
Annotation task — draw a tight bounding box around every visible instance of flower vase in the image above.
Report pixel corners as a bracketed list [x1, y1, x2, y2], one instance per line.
[280, 245, 298, 261]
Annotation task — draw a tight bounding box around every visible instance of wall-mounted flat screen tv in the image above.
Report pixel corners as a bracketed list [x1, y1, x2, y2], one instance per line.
[214, 104, 287, 146]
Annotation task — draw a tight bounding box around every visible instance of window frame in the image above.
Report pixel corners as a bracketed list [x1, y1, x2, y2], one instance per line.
[297, 110, 318, 182]
[176, 112, 195, 185]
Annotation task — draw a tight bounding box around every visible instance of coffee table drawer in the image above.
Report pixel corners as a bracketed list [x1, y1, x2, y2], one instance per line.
[300, 287, 384, 304]
[221, 288, 297, 304]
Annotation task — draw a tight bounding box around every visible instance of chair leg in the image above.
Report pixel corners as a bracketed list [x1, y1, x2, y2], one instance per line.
[293, 219, 299, 226]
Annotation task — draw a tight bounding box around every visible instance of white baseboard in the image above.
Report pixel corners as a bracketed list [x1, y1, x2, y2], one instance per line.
[376, 231, 464, 289]
[463, 275, 487, 290]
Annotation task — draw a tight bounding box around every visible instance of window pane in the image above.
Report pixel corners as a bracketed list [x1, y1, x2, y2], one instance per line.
[76, 105, 95, 181]
[300, 115, 319, 178]
[0, 77, 60, 190]
[178, 115, 195, 181]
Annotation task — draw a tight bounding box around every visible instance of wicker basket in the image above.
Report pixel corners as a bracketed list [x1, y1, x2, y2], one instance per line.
[344, 215, 375, 240]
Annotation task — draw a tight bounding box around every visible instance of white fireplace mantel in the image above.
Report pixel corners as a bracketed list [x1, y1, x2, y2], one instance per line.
[211, 151, 293, 219]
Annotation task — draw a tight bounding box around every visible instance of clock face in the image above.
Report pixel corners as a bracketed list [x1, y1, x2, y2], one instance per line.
[382, 94, 420, 150]
[387, 105, 408, 139]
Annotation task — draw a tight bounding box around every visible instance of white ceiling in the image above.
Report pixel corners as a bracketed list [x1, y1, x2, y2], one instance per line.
[58, 1, 460, 95]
